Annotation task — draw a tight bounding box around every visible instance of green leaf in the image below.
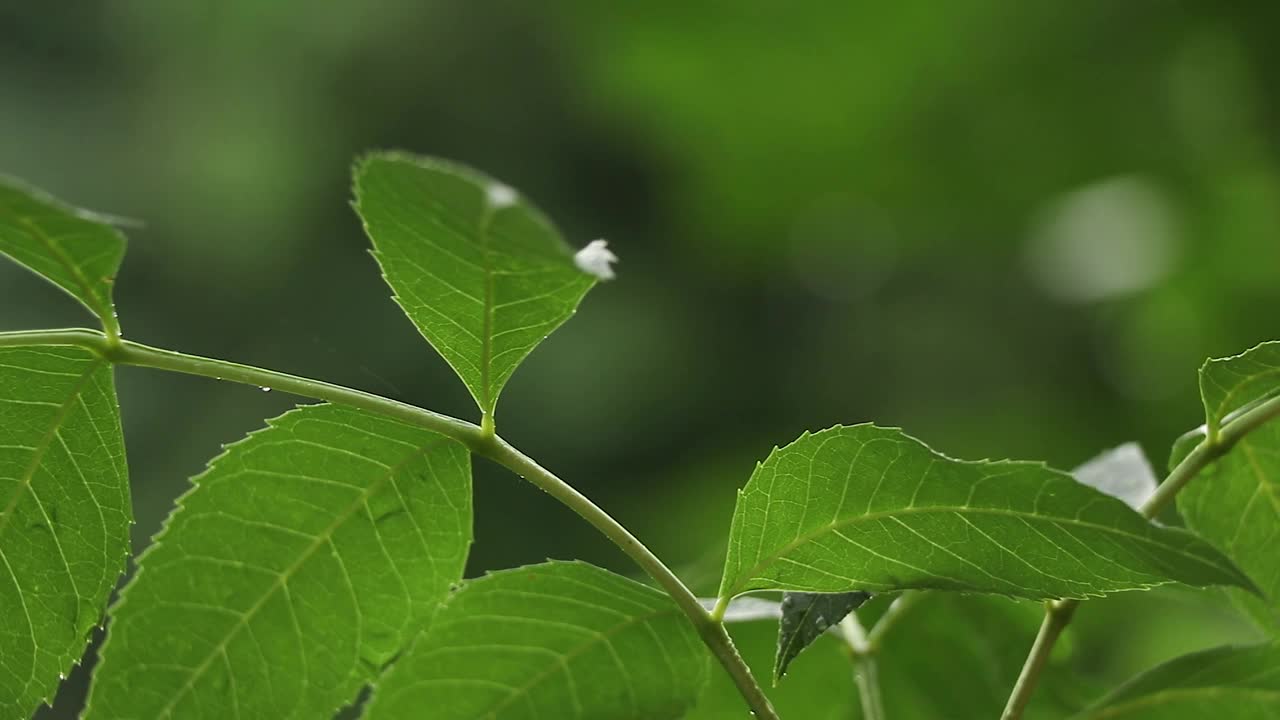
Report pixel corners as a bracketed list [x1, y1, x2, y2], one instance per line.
[1074, 641, 1280, 719]
[0, 178, 126, 336]
[353, 153, 597, 418]
[1178, 422, 1280, 634]
[365, 560, 709, 720]
[85, 404, 472, 719]
[719, 425, 1254, 602]
[1200, 341, 1280, 440]
[775, 591, 869, 681]
[0, 345, 130, 717]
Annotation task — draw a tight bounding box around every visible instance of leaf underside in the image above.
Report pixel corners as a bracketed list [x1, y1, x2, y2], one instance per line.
[1075, 641, 1280, 719]
[0, 178, 126, 335]
[366, 561, 710, 720]
[0, 345, 130, 718]
[719, 424, 1253, 602]
[775, 590, 869, 681]
[354, 153, 595, 418]
[85, 404, 472, 719]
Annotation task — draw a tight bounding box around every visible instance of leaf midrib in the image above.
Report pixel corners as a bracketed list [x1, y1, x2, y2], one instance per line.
[0, 354, 102, 701]
[151, 436, 450, 718]
[727, 503, 1231, 599]
[4, 208, 112, 328]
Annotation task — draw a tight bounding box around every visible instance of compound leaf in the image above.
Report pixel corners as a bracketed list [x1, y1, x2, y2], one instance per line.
[1200, 341, 1280, 440]
[354, 153, 597, 419]
[719, 425, 1253, 602]
[1075, 641, 1280, 719]
[365, 561, 709, 720]
[775, 590, 869, 681]
[0, 178, 126, 336]
[85, 404, 472, 719]
[0, 345, 130, 718]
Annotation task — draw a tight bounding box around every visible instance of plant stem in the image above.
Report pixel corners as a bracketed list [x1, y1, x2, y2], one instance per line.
[853, 654, 887, 720]
[838, 614, 886, 720]
[865, 591, 923, 654]
[1000, 601, 1076, 720]
[482, 437, 780, 720]
[1000, 392, 1280, 720]
[0, 328, 780, 720]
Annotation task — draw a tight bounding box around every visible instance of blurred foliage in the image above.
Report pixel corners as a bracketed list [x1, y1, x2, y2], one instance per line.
[1, 1, 1277, 717]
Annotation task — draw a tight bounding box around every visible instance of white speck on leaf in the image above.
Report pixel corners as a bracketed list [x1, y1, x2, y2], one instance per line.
[485, 184, 517, 209]
[574, 239, 618, 281]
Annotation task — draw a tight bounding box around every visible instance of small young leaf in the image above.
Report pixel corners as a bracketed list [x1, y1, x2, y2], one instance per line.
[1200, 340, 1280, 439]
[0, 179, 127, 336]
[365, 561, 710, 720]
[1178, 422, 1280, 634]
[719, 425, 1253, 602]
[85, 404, 472, 719]
[1073, 442, 1158, 510]
[353, 153, 597, 419]
[1075, 641, 1280, 718]
[775, 591, 870, 681]
[0, 345, 130, 718]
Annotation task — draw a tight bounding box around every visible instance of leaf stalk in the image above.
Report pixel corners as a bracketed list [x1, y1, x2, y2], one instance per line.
[1000, 392, 1280, 720]
[0, 327, 780, 720]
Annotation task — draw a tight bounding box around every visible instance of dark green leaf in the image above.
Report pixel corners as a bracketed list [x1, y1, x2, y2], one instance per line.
[0, 179, 126, 336]
[365, 561, 709, 720]
[1075, 642, 1280, 718]
[353, 153, 597, 418]
[719, 425, 1253, 602]
[0, 345, 130, 717]
[1178, 422, 1280, 634]
[775, 591, 869, 681]
[1200, 341, 1280, 439]
[85, 404, 472, 719]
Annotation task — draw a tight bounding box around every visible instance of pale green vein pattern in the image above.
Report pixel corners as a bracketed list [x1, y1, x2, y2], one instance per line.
[0, 178, 126, 336]
[719, 425, 1253, 601]
[366, 561, 710, 720]
[1075, 642, 1280, 719]
[85, 404, 472, 720]
[1201, 341, 1280, 439]
[354, 153, 596, 417]
[0, 346, 130, 718]
[1179, 423, 1280, 634]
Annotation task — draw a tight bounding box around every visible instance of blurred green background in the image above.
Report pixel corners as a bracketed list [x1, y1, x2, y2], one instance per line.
[2, 1, 1277, 717]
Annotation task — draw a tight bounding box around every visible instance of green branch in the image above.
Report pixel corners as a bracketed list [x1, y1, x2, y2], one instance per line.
[0, 327, 780, 720]
[1000, 392, 1280, 720]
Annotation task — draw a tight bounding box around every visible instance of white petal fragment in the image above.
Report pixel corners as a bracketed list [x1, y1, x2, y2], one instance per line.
[574, 239, 618, 281]
[485, 183, 517, 209]
[1072, 442, 1158, 510]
